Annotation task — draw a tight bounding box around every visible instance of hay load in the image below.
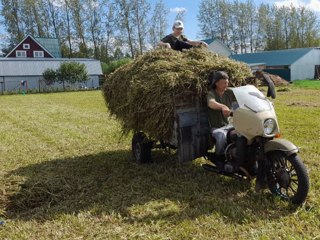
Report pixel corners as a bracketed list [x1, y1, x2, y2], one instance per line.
[103, 48, 252, 140]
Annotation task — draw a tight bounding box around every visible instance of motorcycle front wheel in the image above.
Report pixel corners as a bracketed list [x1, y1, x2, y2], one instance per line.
[266, 151, 309, 204]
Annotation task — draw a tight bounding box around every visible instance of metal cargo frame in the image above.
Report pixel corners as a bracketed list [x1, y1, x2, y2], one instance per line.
[173, 91, 210, 162]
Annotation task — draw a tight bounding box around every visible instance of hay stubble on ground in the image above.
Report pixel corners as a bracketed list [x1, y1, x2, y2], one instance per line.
[0, 85, 319, 239]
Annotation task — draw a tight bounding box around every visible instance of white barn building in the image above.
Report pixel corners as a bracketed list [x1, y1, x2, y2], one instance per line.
[0, 58, 102, 93]
[202, 38, 233, 57]
[231, 48, 320, 81]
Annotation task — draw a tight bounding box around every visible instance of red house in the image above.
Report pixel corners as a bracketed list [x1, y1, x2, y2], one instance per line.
[5, 35, 61, 58]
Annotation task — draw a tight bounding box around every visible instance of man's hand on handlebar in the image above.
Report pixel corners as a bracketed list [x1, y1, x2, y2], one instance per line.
[221, 105, 231, 117]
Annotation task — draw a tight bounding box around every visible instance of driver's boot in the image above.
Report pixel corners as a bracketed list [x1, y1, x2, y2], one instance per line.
[210, 154, 226, 171]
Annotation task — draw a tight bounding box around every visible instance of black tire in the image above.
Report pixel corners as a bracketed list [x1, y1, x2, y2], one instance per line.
[266, 151, 309, 204]
[132, 132, 152, 164]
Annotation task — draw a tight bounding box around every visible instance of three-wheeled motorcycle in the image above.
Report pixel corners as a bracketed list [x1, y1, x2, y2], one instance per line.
[132, 85, 309, 204]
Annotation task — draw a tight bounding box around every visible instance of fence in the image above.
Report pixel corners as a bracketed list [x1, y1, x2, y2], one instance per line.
[0, 81, 4, 95]
[0, 77, 100, 95]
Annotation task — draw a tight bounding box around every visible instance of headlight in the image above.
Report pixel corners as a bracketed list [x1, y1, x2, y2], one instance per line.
[263, 119, 275, 135]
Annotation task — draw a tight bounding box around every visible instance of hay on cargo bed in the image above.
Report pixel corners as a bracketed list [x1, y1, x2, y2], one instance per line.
[103, 48, 252, 140]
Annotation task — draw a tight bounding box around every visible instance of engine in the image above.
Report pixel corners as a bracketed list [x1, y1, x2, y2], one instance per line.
[225, 143, 237, 163]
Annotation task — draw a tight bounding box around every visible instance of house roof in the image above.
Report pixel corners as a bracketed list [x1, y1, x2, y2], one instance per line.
[35, 37, 62, 58]
[201, 38, 229, 47]
[201, 38, 233, 55]
[202, 38, 215, 45]
[0, 58, 102, 76]
[5, 35, 61, 58]
[230, 48, 315, 66]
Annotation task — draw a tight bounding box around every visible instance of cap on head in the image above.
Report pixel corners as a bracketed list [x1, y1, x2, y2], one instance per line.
[208, 71, 229, 89]
[173, 20, 184, 29]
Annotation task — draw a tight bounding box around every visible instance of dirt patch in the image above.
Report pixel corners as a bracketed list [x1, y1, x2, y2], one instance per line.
[277, 87, 291, 92]
[287, 102, 320, 107]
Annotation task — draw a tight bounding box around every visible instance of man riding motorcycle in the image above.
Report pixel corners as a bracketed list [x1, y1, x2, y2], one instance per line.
[207, 71, 247, 174]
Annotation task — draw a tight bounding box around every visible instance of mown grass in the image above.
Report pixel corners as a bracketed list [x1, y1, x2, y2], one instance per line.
[0, 88, 319, 239]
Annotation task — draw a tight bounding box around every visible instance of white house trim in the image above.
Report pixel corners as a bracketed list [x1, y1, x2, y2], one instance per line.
[23, 43, 30, 49]
[16, 50, 27, 58]
[33, 51, 44, 58]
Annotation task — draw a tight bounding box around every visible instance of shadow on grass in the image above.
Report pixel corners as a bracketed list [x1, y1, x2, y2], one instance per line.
[6, 150, 296, 224]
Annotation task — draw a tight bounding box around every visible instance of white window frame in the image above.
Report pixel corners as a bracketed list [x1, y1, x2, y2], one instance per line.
[33, 51, 44, 58]
[16, 50, 27, 58]
[23, 43, 30, 49]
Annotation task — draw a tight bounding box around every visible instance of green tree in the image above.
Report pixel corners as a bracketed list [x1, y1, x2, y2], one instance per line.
[198, 1, 320, 53]
[42, 68, 57, 85]
[234, 1, 249, 53]
[101, 58, 131, 75]
[113, 47, 125, 60]
[174, 8, 186, 22]
[256, 3, 269, 51]
[70, 0, 88, 57]
[246, 0, 256, 53]
[102, 2, 116, 63]
[198, 0, 219, 39]
[64, 0, 73, 58]
[85, 0, 103, 59]
[149, 0, 168, 49]
[57, 62, 88, 90]
[267, 5, 285, 50]
[132, 0, 150, 55]
[114, 0, 135, 58]
[1, 0, 24, 45]
[197, 0, 233, 48]
[47, 0, 61, 39]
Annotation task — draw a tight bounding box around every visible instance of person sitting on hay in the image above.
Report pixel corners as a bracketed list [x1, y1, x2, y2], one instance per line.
[157, 20, 208, 51]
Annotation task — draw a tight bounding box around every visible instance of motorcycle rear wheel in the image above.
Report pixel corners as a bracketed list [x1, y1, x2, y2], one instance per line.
[266, 151, 309, 204]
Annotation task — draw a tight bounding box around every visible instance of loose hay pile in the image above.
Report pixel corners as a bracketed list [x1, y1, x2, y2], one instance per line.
[103, 48, 252, 140]
[268, 73, 290, 86]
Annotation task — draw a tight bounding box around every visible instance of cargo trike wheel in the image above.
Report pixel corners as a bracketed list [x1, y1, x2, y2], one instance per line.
[132, 132, 152, 163]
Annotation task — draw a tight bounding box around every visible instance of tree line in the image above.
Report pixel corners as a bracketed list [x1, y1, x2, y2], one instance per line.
[1, 0, 320, 61]
[0, 0, 168, 61]
[198, 0, 320, 53]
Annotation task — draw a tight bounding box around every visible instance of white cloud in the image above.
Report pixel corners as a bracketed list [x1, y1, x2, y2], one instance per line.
[308, 0, 320, 10]
[170, 7, 187, 13]
[274, 0, 320, 12]
[0, 33, 9, 42]
[274, 0, 302, 8]
[50, 0, 65, 8]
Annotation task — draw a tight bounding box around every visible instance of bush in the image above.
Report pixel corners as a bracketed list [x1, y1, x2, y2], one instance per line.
[42, 62, 89, 90]
[101, 58, 132, 75]
[57, 62, 88, 85]
[42, 68, 57, 85]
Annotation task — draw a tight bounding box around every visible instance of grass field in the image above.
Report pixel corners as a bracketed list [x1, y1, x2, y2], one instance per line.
[292, 79, 320, 89]
[0, 87, 319, 239]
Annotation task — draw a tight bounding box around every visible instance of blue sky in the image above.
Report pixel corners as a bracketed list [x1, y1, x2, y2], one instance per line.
[162, 0, 320, 40]
[162, 0, 266, 40]
[1, 0, 320, 41]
